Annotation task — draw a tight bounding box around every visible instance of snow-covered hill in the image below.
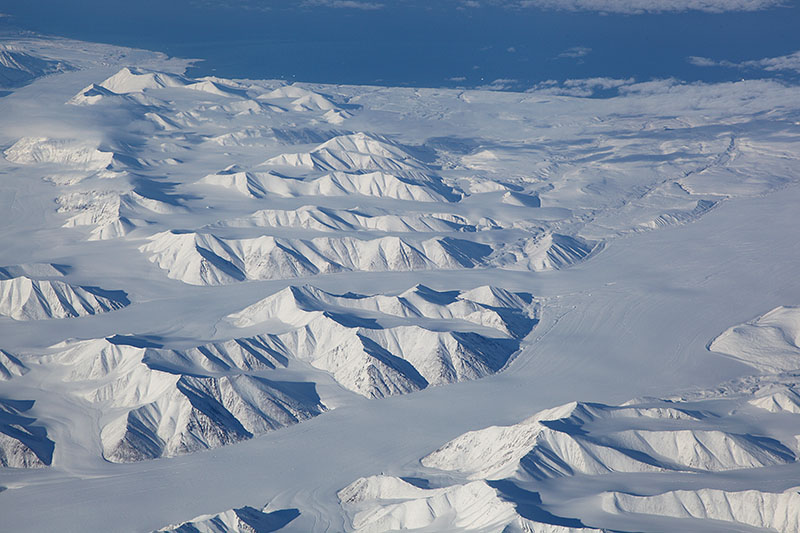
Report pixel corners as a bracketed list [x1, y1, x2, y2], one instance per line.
[422, 400, 793, 479]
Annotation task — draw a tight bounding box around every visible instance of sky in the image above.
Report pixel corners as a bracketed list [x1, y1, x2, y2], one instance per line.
[1, 0, 798, 90]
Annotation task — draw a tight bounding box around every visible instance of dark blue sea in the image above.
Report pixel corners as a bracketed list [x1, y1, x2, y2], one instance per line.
[2, 0, 799, 90]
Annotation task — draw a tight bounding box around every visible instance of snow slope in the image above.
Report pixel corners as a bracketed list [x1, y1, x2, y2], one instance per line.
[140, 230, 595, 286]
[710, 306, 800, 372]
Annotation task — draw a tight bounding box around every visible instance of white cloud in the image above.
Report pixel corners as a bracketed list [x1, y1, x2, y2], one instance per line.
[557, 46, 591, 59]
[687, 56, 718, 67]
[528, 77, 636, 96]
[478, 78, 519, 90]
[507, 46, 517, 53]
[513, 0, 784, 14]
[689, 50, 800, 74]
[302, 0, 385, 9]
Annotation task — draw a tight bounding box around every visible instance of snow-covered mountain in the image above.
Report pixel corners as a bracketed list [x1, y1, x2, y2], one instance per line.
[228, 284, 538, 398]
[47, 336, 325, 462]
[339, 475, 597, 533]
[0, 46, 70, 88]
[0, 265, 129, 320]
[422, 400, 793, 479]
[339, 304, 800, 533]
[157, 505, 301, 533]
[342, 374, 800, 532]
[0, 349, 28, 381]
[140, 230, 595, 286]
[601, 487, 800, 532]
[210, 206, 497, 233]
[200, 167, 458, 202]
[57, 187, 182, 240]
[0, 399, 54, 468]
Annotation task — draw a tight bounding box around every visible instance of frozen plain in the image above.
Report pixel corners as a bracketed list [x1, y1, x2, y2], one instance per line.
[0, 36, 800, 532]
